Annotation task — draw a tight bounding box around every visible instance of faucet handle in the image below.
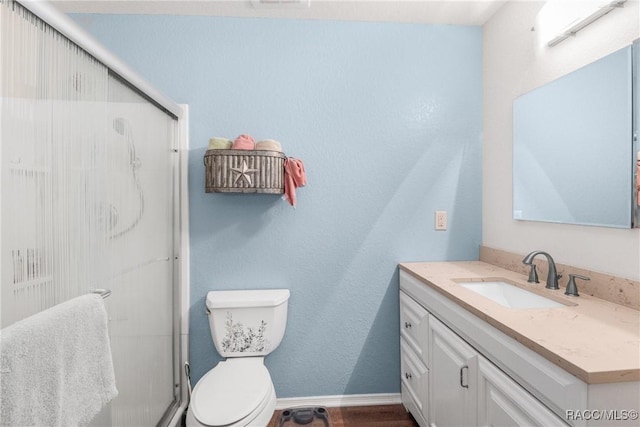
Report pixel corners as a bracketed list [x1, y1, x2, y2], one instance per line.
[565, 274, 589, 297]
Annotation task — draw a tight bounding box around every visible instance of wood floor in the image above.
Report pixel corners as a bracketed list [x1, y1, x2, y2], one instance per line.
[267, 404, 419, 427]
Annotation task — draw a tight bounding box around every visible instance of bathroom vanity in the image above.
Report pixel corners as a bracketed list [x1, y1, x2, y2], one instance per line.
[398, 261, 640, 427]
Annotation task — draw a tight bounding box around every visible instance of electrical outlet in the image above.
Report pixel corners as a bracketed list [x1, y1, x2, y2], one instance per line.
[435, 211, 447, 230]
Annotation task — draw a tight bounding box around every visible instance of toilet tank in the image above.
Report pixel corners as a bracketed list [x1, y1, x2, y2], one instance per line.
[206, 289, 290, 358]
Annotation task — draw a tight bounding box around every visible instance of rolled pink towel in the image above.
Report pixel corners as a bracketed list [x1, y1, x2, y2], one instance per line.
[283, 158, 306, 207]
[232, 134, 255, 150]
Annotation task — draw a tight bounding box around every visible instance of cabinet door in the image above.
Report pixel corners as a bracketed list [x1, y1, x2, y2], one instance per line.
[478, 358, 568, 427]
[429, 315, 478, 427]
[400, 291, 429, 362]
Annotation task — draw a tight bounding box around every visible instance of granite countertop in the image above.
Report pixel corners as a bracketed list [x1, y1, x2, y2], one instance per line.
[399, 261, 640, 384]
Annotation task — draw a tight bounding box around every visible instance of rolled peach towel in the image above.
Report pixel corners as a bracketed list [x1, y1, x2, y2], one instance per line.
[283, 158, 306, 207]
[255, 139, 282, 152]
[232, 134, 255, 150]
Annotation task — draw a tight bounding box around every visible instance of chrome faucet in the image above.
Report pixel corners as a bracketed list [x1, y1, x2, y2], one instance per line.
[522, 251, 562, 290]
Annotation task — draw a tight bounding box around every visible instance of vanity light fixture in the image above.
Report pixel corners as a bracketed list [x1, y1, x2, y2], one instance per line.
[544, 0, 627, 47]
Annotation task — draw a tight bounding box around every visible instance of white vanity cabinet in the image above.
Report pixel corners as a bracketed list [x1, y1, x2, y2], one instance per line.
[399, 264, 640, 427]
[400, 271, 569, 427]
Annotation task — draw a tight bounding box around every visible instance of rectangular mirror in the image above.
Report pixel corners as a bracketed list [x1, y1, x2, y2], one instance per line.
[513, 41, 638, 228]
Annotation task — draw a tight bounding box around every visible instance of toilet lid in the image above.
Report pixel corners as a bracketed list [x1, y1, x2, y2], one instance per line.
[191, 358, 272, 426]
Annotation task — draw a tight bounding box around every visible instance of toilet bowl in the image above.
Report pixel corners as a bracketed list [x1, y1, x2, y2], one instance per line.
[186, 289, 290, 427]
[186, 358, 276, 427]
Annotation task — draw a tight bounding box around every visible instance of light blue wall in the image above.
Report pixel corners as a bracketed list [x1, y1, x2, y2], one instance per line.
[72, 14, 482, 398]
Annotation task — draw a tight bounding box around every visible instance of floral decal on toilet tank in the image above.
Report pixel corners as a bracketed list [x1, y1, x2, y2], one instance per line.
[221, 312, 269, 353]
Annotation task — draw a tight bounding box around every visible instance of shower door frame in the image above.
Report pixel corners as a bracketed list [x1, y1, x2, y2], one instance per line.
[164, 104, 190, 427]
[153, 106, 189, 427]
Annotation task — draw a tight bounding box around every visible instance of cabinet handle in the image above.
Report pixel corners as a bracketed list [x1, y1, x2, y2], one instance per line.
[459, 365, 469, 388]
[404, 321, 412, 329]
[405, 372, 412, 380]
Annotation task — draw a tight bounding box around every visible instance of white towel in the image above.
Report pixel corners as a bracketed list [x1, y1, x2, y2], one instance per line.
[0, 294, 118, 427]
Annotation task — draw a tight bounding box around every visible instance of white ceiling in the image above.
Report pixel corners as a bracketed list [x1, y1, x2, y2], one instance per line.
[51, 0, 508, 25]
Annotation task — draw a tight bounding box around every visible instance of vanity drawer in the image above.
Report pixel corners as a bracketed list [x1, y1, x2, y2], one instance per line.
[401, 338, 429, 422]
[402, 384, 428, 427]
[400, 291, 429, 363]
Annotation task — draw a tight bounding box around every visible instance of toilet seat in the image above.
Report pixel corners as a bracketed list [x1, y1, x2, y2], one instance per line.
[190, 358, 273, 427]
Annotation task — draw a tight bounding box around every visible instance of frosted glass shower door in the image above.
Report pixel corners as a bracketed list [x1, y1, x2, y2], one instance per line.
[101, 75, 178, 426]
[1, 1, 181, 425]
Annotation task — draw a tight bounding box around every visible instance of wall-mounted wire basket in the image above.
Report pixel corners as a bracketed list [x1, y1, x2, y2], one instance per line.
[204, 149, 286, 194]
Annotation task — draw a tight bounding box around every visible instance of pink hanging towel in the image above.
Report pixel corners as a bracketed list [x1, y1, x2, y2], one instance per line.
[283, 158, 306, 207]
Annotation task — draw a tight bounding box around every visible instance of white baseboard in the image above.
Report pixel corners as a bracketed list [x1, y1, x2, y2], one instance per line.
[275, 393, 402, 410]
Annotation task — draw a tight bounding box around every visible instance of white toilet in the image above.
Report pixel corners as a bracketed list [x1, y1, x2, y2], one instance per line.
[186, 289, 290, 427]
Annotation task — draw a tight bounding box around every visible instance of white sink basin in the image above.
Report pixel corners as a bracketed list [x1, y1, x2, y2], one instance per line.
[458, 281, 564, 309]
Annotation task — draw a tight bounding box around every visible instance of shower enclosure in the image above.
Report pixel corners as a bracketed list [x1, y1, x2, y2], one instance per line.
[0, 0, 187, 425]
